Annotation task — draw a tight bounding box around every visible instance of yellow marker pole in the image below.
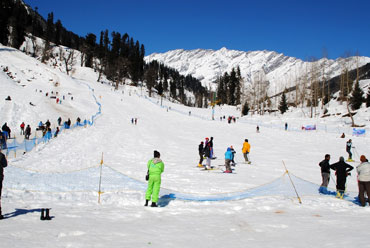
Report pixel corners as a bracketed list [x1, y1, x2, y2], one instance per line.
[98, 152, 104, 204]
[282, 160, 302, 204]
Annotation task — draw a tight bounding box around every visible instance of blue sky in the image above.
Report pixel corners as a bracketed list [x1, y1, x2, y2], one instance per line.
[25, 0, 370, 60]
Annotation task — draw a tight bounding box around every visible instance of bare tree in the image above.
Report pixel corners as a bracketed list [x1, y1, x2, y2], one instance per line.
[59, 47, 76, 75]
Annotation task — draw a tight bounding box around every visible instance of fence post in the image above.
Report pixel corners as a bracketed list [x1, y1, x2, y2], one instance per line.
[98, 152, 104, 204]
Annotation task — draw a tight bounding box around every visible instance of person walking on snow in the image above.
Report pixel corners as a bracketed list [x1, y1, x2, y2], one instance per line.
[356, 155, 370, 206]
[330, 156, 353, 199]
[145, 150, 164, 207]
[209, 137, 214, 158]
[198, 141, 204, 167]
[242, 139, 251, 164]
[318, 154, 331, 193]
[224, 147, 233, 173]
[0, 147, 8, 219]
[346, 139, 354, 162]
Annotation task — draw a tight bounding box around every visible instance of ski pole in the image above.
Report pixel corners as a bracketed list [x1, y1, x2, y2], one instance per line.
[282, 160, 302, 204]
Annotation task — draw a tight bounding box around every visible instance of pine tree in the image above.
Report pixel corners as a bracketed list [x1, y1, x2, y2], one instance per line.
[241, 101, 249, 116]
[350, 81, 364, 110]
[366, 87, 370, 108]
[279, 92, 288, 114]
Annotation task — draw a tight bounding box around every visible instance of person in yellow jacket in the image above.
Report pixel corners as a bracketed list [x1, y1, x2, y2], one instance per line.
[145, 150, 164, 207]
[242, 139, 251, 164]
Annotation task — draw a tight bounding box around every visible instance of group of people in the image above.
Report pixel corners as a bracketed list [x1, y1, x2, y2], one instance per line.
[198, 137, 215, 170]
[319, 153, 370, 206]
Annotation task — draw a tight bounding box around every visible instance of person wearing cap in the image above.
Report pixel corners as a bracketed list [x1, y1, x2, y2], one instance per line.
[330, 156, 354, 199]
[145, 150, 164, 207]
[318, 154, 331, 193]
[198, 141, 204, 167]
[0, 146, 8, 219]
[242, 139, 251, 164]
[356, 155, 370, 206]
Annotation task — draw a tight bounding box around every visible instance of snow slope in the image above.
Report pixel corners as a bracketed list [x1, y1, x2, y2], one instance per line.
[1, 44, 370, 247]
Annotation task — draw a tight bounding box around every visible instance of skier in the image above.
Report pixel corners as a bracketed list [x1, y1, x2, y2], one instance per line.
[58, 117, 62, 126]
[330, 156, 354, 199]
[0, 147, 8, 219]
[285, 122, 288, 131]
[20, 122, 25, 135]
[204, 142, 212, 170]
[256, 125, 260, 133]
[357, 155, 370, 206]
[145, 150, 164, 207]
[346, 139, 354, 162]
[25, 125, 31, 140]
[224, 147, 233, 173]
[318, 154, 331, 193]
[67, 118, 71, 128]
[198, 141, 204, 167]
[242, 139, 251, 164]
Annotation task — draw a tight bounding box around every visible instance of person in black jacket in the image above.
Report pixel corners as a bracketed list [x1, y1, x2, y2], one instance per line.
[198, 141, 204, 167]
[0, 148, 8, 219]
[330, 156, 353, 199]
[319, 154, 331, 192]
[204, 142, 212, 170]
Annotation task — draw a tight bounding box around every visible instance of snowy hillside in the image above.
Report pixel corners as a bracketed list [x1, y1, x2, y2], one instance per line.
[1, 44, 370, 247]
[145, 48, 370, 93]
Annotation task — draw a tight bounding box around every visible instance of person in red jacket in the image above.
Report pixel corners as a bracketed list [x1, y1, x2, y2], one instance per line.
[20, 122, 25, 135]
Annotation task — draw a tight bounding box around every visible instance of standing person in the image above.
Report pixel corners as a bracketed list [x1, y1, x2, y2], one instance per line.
[145, 150, 164, 207]
[204, 142, 212, 170]
[0, 131, 6, 149]
[209, 137, 214, 158]
[330, 156, 354, 199]
[230, 145, 236, 166]
[285, 122, 288, 131]
[134, 118, 137, 125]
[54, 127, 60, 138]
[346, 139, 354, 162]
[318, 154, 331, 193]
[1, 123, 11, 139]
[357, 155, 370, 206]
[224, 147, 233, 173]
[256, 125, 260, 133]
[242, 139, 251, 164]
[57, 117, 62, 126]
[198, 141, 204, 167]
[0, 147, 8, 219]
[25, 125, 31, 140]
[20, 122, 25, 135]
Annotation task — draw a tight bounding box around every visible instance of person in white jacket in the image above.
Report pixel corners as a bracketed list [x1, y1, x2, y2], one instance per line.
[356, 155, 370, 206]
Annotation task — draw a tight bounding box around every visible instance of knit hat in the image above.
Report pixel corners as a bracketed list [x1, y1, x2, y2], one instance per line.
[360, 155, 367, 162]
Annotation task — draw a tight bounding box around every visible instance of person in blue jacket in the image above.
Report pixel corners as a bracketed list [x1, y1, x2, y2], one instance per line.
[224, 147, 233, 173]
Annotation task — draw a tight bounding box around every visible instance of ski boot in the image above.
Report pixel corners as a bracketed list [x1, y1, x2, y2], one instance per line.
[151, 202, 158, 207]
[197, 164, 203, 168]
[44, 208, 51, 220]
[346, 158, 354, 162]
[144, 200, 149, 206]
[40, 208, 45, 220]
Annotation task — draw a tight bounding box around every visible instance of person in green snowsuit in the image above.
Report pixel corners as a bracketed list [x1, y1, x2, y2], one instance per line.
[145, 150, 164, 207]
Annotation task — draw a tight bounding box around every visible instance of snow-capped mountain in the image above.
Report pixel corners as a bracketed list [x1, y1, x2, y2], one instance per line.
[145, 48, 370, 94]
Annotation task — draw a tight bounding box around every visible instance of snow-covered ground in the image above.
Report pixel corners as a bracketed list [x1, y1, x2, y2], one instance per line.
[1, 44, 370, 247]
